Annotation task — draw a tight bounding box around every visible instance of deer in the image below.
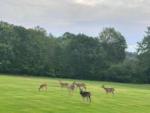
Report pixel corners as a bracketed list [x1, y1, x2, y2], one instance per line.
[59, 80, 69, 88]
[102, 85, 115, 95]
[67, 81, 76, 93]
[74, 82, 86, 90]
[39, 83, 48, 91]
[79, 88, 91, 103]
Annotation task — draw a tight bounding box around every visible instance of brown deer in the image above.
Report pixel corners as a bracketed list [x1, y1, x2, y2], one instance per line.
[75, 82, 86, 90]
[79, 88, 91, 103]
[102, 85, 115, 95]
[39, 83, 48, 91]
[59, 80, 69, 88]
[67, 81, 76, 93]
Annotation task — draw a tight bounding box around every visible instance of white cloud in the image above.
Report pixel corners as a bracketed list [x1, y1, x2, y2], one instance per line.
[74, 0, 104, 6]
[127, 44, 138, 52]
[73, 0, 149, 8]
[1, 0, 150, 24]
[0, 0, 149, 45]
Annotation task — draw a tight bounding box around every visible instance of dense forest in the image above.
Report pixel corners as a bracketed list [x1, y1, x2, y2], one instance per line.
[0, 21, 150, 83]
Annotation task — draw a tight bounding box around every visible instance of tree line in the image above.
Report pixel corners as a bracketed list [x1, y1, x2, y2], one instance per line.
[0, 21, 149, 83]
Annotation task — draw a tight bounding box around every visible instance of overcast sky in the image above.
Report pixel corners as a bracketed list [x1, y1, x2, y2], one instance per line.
[0, 0, 150, 52]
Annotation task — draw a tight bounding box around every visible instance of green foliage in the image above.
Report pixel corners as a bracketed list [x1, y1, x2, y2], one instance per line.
[137, 27, 150, 83]
[0, 21, 149, 83]
[99, 28, 127, 63]
[61, 34, 107, 79]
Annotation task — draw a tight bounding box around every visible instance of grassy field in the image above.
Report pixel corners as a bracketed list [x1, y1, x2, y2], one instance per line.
[0, 75, 150, 113]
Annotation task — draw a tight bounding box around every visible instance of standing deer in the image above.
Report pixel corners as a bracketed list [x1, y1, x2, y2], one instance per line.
[79, 88, 91, 103]
[67, 81, 76, 93]
[75, 82, 86, 90]
[102, 85, 115, 95]
[59, 80, 69, 88]
[39, 83, 48, 91]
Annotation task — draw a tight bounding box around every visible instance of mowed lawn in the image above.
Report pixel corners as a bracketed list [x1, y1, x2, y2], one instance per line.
[0, 75, 150, 113]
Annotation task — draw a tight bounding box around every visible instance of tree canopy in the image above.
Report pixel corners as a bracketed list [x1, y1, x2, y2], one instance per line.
[0, 21, 149, 83]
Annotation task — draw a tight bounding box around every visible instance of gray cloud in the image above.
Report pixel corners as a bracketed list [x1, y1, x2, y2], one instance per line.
[0, 0, 150, 51]
[1, 0, 150, 24]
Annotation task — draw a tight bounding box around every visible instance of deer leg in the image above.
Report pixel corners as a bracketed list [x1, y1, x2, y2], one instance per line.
[88, 96, 91, 103]
[45, 86, 47, 91]
[68, 89, 73, 95]
[112, 91, 114, 95]
[83, 97, 86, 102]
[86, 97, 89, 102]
[82, 97, 84, 101]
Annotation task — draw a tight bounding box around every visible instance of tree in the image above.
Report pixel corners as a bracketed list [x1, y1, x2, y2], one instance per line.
[60, 33, 107, 79]
[1, 21, 149, 83]
[137, 27, 150, 83]
[99, 28, 127, 63]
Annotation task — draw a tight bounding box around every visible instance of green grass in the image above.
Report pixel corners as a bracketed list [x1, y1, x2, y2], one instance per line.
[0, 75, 150, 113]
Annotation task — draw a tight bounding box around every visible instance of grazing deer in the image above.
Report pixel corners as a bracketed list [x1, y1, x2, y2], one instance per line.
[75, 82, 86, 90]
[102, 85, 115, 95]
[67, 81, 76, 93]
[39, 83, 48, 91]
[59, 80, 69, 88]
[79, 88, 91, 103]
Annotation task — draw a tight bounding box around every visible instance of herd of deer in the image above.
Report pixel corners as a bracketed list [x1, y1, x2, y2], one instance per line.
[39, 80, 115, 103]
